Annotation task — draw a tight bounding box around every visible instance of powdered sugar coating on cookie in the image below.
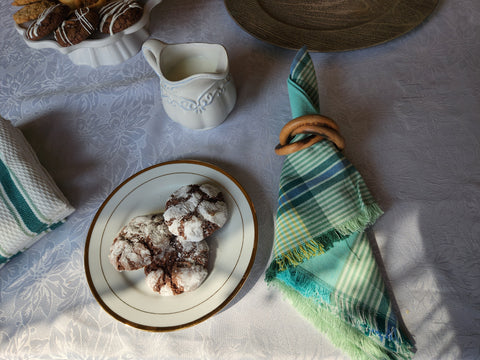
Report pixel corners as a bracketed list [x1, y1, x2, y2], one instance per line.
[109, 213, 172, 271]
[163, 184, 228, 242]
[109, 216, 153, 271]
[143, 214, 172, 256]
[144, 237, 209, 295]
[145, 267, 174, 296]
[172, 263, 208, 293]
[109, 212, 210, 295]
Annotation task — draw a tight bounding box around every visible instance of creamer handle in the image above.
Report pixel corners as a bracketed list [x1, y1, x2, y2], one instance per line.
[142, 39, 168, 77]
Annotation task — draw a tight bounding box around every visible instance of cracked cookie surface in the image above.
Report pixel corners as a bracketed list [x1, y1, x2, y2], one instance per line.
[163, 184, 228, 243]
[109, 212, 210, 296]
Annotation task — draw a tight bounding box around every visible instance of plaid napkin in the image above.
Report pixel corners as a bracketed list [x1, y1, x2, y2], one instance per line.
[265, 48, 414, 359]
[0, 117, 75, 268]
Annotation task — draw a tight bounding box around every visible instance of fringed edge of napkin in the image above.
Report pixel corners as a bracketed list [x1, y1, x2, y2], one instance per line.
[336, 202, 384, 237]
[266, 202, 383, 278]
[268, 278, 415, 360]
[269, 256, 414, 351]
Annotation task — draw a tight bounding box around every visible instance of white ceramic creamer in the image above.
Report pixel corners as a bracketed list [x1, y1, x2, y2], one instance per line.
[142, 39, 237, 130]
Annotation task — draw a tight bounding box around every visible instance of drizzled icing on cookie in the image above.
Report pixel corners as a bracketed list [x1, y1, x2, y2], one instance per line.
[26, 4, 62, 39]
[55, 7, 96, 46]
[76, 8, 96, 33]
[99, 0, 142, 35]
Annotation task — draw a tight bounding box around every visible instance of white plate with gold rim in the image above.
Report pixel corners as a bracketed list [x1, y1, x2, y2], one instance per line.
[85, 160, 257, 331]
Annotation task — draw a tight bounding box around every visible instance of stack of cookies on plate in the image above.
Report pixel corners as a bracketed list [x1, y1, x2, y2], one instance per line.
[109, 184, 230, 296]
[12, 0, 144, 46]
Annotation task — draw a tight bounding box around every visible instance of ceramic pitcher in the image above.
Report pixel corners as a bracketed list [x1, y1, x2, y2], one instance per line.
[142, 39, 237, 130]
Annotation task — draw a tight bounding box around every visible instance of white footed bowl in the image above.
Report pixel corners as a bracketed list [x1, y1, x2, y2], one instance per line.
[15, 0, 162, 67]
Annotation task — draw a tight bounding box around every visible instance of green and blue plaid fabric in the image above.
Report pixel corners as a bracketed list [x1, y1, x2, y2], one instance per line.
[266, 47, 414, 360]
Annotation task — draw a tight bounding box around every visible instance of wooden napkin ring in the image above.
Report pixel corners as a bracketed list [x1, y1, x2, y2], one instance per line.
[279, 114, 339, 146]
[291, 124, 345, 150]
[275, 114, 345, 155]
[275, 134, 324, 156]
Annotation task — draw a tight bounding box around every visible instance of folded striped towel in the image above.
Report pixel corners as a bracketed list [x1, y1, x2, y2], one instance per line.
[265, 47, 414, 359]
[0, 116, 75, 268]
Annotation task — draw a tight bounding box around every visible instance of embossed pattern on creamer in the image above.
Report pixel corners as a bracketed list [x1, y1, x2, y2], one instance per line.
[160, 75, 231, 113]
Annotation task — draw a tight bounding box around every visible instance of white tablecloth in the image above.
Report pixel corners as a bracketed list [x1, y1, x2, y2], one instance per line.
[1, 0, 479, 359]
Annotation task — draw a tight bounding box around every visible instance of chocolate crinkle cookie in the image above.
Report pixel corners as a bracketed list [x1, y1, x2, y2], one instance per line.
[54, 6, 99, 47]
[109, 213, 172, 271]
[26, 3, 70, 41]
[144, 237, 209, 296]
[109, 212, 210, 296]
[163, 184, 228, 243]
[99, 0, 143, 35]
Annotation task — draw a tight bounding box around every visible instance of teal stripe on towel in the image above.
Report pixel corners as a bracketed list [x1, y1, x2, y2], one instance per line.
[0, 250, 22, 265]
[0, 158, 49, 234]
[0, 253, 12, 264]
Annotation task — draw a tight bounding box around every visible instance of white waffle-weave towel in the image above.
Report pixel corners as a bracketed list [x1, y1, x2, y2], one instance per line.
[0, 117, 75, 268]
